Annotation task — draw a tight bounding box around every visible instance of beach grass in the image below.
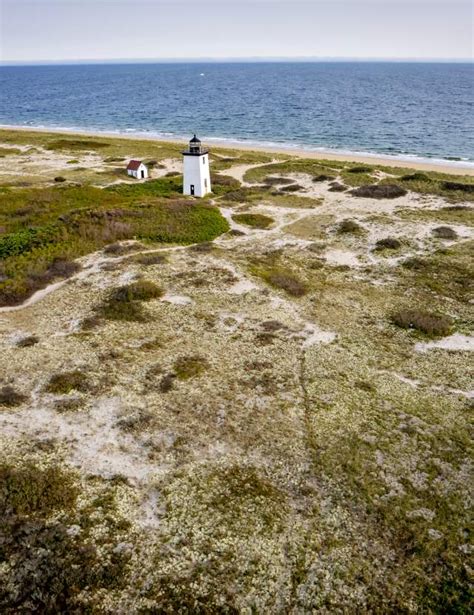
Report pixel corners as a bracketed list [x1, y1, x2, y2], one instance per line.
[0, 181, 229, 306]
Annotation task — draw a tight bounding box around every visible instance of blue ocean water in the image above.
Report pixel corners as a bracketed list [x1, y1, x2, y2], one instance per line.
[0, 62, 473, 164]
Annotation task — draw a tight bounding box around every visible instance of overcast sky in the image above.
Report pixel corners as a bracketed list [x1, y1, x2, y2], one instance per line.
[1, 0, 472, 63]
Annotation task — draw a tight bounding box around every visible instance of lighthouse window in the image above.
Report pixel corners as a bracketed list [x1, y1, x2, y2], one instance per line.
[203, 157, 205, 165]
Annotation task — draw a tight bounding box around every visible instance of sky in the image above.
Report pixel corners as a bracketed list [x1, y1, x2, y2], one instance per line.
[0, 0, 473, 63]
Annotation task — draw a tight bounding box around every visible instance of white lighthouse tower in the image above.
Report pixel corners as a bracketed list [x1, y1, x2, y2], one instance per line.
[182, 134, 211, 197]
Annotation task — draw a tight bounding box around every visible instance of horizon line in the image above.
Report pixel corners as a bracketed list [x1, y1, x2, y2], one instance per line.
[1, 56, 473, 67]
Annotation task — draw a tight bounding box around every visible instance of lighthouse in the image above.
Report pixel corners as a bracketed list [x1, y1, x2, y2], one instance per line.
[182, 134, 211, 197]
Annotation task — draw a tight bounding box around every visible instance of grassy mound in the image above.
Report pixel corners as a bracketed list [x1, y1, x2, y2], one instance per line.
[0, 183, 228, 306]
[232, 213, 274, 229]
[45, 370, 89, 394]
[374, 237, 402, 251]
[0, 386, 27, 408]
[392, 309, 452, 337]
[337, 219, 364, 234]
[432, 226, 458, 239]
[96, 280, 164, 322]
[173, 355, 209, 380]
[350, 184, 407, 199]
[251, 263, 308, 297]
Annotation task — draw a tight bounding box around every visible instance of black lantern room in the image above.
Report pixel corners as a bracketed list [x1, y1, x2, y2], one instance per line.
[183, 134, 208, 156]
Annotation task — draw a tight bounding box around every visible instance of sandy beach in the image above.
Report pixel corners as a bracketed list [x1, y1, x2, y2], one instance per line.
[2, 124, 473, 176]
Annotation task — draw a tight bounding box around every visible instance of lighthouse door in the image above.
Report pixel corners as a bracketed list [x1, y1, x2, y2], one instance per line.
[190, 184, 195, 196]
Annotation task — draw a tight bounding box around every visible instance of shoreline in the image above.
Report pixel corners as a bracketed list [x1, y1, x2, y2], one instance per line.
[1, 124, 474, 176]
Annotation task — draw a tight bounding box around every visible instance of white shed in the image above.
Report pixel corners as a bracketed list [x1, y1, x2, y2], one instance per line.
[127, 160, 148, 179]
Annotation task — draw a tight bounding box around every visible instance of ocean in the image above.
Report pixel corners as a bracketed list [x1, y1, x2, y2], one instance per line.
[1, 62, 473, 166]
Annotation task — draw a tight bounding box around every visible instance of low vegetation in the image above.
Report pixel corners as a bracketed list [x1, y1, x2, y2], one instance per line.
[15, 335, 39, 348]
[0, 182, 228, 306]
[400, 241, 473, 302]
[328, 182, 347, 192]
[251, 262, 308, 297]
[0, 386, 27, 408]
[392, 309, 453, 337]
[45, 370, 89, 394]
[280, 183, 305, 192]
[337, 218, 364, 234]
[96, 280, 164, 322]
[232, 213, 274, 229]
[0, 128, 472, 612]
[46, 138, 111, 151]
[0, 456, 132, 613]
[173, 355, 209, 380]
[263, 176, 295, 186]
[432, 225, 458, 239]
[374, 237, 402, 251]
[350, 184, 407, 199]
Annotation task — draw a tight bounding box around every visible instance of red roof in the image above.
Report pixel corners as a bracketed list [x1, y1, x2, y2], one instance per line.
[127, 160, 143, 171]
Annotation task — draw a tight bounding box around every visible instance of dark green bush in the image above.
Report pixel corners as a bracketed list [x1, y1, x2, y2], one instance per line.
[96, 280, 164, 322]
[280, 184, 304, 192]
[328, 182, 347, 192]
[173, 355, 209, 380]
[0, 386, 27, 407]
[392, 309, 452, 337]
[347, 166, 371, 174]
[16, 335, 39, 348]
[232, 213, 274, 229]
[402, 172, 430, 181]
[432, 226, 458, 240]
[313, 174, 334, 182]
[0, 461, 78, 516]
[351, 184, 407, 199]
[45, 371, 89, 394]
[374, 237, 402, 251]
[264, 177, 295, 186]
[337, 219, 363, 234]
[267, 271, 307, 297]
[442, 181, 474, 194]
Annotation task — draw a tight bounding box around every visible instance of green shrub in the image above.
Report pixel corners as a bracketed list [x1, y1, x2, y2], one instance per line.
[173, 355, 209, 380]
[347, 166, 371, 173]
[0, 461, 78, 516]
[280, 184, 304, 192]
[115, 280, 163, 301]
[263, 176, 295, 186]
[392, 309, 452, 337]
[0, 385, 27, 407]
[96, 280, 163, 322]
[374, 237, 401, 251]
[232, 213, 274, 229]
[131, 252, 167, 266]
[45, 371, 89, 394]
[0, 225, 59, 259]
[261, 268, 307, 297]
[402, 172, 430, 181]
[351, 184, 407, 199]
[432, 226, 458, 240]
[442, 181, 474, 194]
[313, 174, 334, 182]
[402, 256, 428, 270]
[54, 176, 66, 183]
[159, 373, 176, 392]
[337, 219, 364, 234]
[46, 139, 111, 151]
[0, 183, 227, 307]
[15, 335, 39, 348]
[328, 182, 347, 192]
